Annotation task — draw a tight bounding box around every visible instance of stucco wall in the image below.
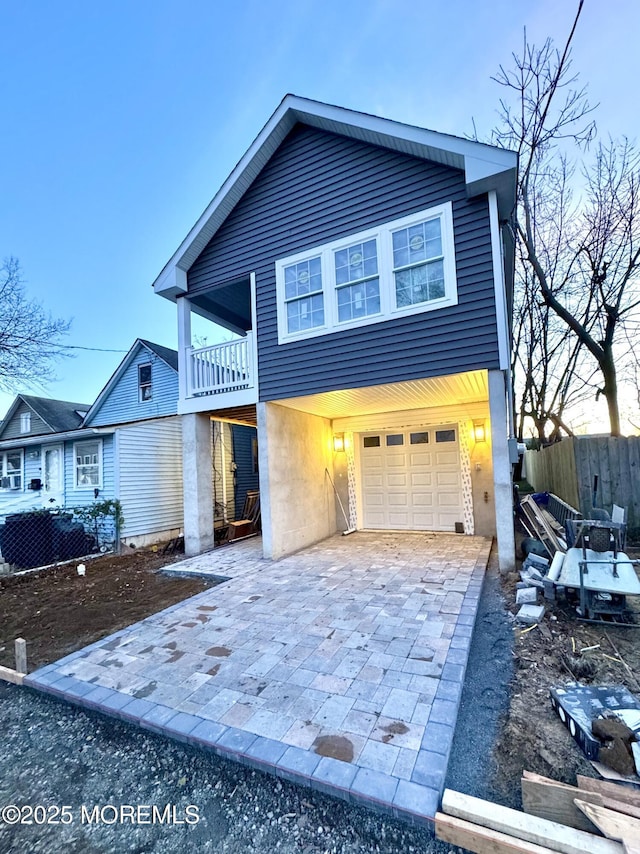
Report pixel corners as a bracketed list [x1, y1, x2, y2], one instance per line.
[258, 402, 337, 559]
[466, 415, 496, 536]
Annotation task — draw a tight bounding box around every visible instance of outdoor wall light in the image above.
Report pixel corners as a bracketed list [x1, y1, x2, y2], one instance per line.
[473, 420, 486, 443]
[333, 433, 345, 452]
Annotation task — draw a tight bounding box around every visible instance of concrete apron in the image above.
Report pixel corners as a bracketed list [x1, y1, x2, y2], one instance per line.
[25, 531, 490, 827]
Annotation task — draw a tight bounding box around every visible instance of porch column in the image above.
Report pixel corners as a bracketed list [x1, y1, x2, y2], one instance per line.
[182, 412, 213, 555]
[177, 296, 192, 402]
[488, 369, 516, 572]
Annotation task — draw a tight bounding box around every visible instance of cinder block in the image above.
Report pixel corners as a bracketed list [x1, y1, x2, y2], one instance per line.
[516, 604, 545, 625]
[516, 587, 537, 605]
[523, 553, 550, 569]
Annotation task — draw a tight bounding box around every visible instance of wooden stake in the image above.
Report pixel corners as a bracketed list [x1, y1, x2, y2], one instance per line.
[14, 638, 27, 675]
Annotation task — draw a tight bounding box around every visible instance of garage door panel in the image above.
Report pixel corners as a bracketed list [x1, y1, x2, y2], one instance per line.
[437, 511, 462, 528]
[411, 472, 433, 487]
[362, 453, 383, 466]
[388, 511, 410, 526]
[386, 454, 407, 467]
[387, 473, 407, 487]
[412, 493, 434, 506]
[438, 492, 461, 506]
[410, 452, 432, 466]
[435, 451, 458, 466]
[436, 471, 460, 487]
[363, 473, 384, 488]
[411, 512, 436, 527]
[388, 493, 408, 506]
[364, 493, 384, 506]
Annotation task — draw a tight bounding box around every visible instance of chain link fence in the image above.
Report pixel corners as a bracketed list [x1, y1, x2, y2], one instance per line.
[0, 500, 122, 572]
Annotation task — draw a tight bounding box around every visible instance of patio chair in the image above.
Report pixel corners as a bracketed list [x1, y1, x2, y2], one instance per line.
[228, 490, 261, 540]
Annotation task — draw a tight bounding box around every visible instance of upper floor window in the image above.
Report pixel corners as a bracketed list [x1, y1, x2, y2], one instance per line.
[283, 257, 324, 334]
[20, 412, 31, 433]
[0, 450, 23, 490]
[74, 439, 102, 489]
[275, 202, 457, 344]
[139, 364, 152, 402]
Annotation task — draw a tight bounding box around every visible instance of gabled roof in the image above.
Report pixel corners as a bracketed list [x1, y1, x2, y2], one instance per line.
[153, 94, 518, 300]
[139, 339, 179, 372]
[82, 338, 178, 426]
[0, 395, 90, 440]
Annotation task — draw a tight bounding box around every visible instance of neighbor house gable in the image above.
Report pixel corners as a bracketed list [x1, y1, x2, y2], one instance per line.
[0, 395, 89, 442]
[83, 339, 179, 428]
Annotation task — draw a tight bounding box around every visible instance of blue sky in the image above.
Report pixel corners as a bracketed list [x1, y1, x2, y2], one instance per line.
[1, 0, 639, 419]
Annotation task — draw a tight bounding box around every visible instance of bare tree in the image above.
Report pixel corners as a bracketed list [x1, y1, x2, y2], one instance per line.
[0, 257, 72, 392]
[493, 2, 640, 437]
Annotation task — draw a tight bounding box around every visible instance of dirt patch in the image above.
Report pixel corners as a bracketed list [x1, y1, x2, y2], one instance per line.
[0, 547, 214, 671]
[490, 529, 640, 805]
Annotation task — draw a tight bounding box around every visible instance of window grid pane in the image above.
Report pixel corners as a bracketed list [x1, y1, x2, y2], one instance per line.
[337, 278, 380, 322]
[286, 293, 325, 333]
[395, 259, 445, 307]
[284, 257, 322, 300]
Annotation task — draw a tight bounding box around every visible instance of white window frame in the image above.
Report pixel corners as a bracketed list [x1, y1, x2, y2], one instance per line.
[275, 202, 457, 344]
[138, 363, 152, 403]
[73, 439, 103, 490]
[0, 449, 24, 491]
[20, 412, 31, 433]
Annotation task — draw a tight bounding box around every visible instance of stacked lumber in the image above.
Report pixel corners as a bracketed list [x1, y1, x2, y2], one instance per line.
[436, 774, 640, 854]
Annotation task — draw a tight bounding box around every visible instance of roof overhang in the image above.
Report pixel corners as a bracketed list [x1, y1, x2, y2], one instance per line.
[0, 427, 115, 451]
[153, 95, 517, 302]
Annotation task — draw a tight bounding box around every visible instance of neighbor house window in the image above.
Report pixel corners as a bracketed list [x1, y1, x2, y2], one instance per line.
[0, 450, 23, 490]
[139, 364, 152, 402]
[74, 440, 102, 488]
[20, 412, 31, 433]
[275, 203, 456, 343]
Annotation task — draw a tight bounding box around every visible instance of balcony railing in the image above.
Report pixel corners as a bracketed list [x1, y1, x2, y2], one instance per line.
[186, 336, 254, 398]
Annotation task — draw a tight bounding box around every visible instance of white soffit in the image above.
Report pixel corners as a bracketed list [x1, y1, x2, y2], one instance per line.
[273, 370, 488, 420]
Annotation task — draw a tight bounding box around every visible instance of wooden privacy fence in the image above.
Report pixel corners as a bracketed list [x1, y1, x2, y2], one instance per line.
[524, 436, 640, 531]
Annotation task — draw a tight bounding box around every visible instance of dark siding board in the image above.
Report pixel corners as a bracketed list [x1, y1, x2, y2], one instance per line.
[230, 425, 259, 517]
[187, 124, 500, 399]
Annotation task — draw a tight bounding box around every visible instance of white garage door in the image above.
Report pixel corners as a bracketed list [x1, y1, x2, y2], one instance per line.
[360, 425, 464, 531]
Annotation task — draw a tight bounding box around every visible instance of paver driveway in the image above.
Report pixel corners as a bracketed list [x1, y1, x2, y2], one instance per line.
[25, 531, 490, 824]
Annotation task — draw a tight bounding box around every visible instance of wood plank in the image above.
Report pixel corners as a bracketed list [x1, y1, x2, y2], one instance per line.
[574, 800, 640, 844]
[0, 665, 25, 686]
[441, 789, 621, 854]
[521, 777, 604, 833]
[577, 775, 640, 808]
[435, 813, 559, 854]
[601, 798, 640, 820]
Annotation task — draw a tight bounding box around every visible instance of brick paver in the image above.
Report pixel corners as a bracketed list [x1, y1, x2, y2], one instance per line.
[25, 531, 490, 825]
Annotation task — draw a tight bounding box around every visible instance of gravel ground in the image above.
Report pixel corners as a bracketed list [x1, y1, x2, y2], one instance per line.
[0, 556, 511, 854]
[0, 682, 451, 854]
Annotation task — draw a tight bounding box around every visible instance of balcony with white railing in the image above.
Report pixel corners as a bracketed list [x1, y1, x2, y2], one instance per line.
[185, 334, 255, 400]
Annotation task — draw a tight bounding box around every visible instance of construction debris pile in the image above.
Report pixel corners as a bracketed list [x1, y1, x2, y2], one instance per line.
[436, 772, 640, 854]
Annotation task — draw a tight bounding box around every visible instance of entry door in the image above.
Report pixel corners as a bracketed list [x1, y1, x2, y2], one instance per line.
[360, 426, 464, 531]
[43, 445, 64, 504]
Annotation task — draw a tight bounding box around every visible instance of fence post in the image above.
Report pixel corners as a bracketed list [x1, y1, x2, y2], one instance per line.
[15, 638, 27, 675]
